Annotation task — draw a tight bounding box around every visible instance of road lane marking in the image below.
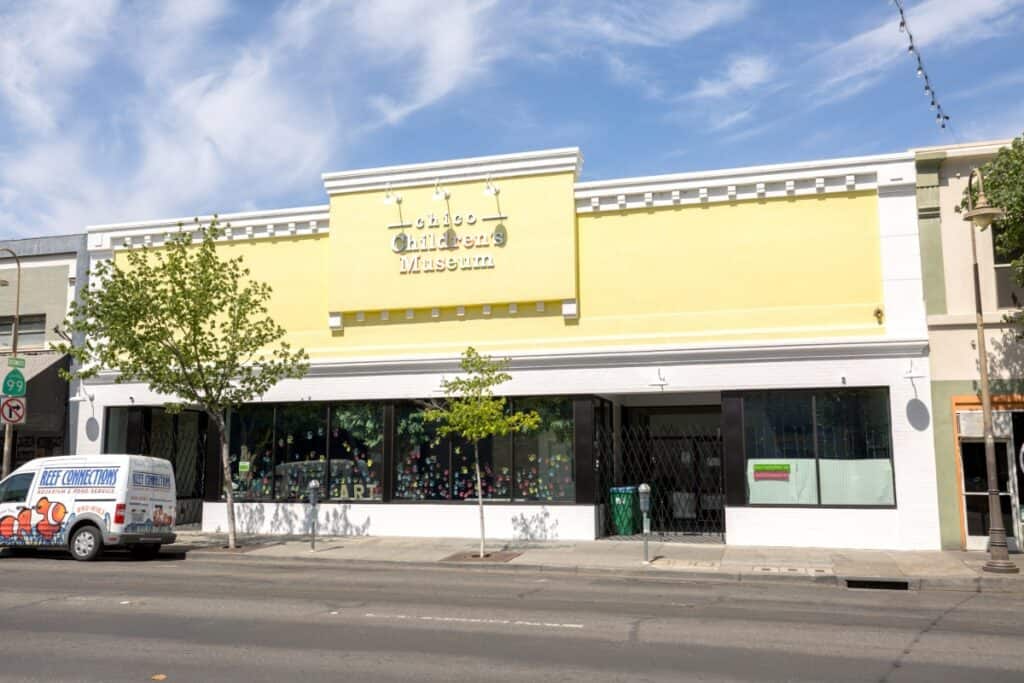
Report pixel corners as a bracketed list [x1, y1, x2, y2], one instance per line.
[364, 613, 583, 630]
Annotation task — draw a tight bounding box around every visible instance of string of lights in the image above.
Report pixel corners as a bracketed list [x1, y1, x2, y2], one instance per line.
[893, 0, 951, 129]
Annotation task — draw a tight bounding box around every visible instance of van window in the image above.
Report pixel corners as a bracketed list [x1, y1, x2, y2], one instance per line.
[0, 473, 33, 503]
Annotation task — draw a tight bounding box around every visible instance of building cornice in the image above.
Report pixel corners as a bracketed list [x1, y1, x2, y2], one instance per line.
[85, 205, 330, 252]
[912, 139, 1012, 160]
[89, 336, 928, 385]
[322, 148, 583, 196]
[574, 152, 914, 214]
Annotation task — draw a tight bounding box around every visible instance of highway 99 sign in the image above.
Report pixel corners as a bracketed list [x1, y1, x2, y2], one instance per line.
[3, 369, 26, 397]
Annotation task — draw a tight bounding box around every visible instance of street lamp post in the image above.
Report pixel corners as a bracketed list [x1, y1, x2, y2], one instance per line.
[0, 247, 21, 479]
[963, 168, 1019, 574]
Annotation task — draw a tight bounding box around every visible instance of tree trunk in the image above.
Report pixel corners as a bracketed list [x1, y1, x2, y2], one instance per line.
[212, 412, 237, 549]
[475, 441, 485, 559]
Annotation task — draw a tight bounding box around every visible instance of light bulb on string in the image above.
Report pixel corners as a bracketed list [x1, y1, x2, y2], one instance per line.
[916, 66, 923, 78]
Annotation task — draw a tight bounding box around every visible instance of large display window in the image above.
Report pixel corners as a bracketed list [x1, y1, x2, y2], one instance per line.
[229, 406, 275, 500]
[273, 404, 328, 502]
[742, 388, 895, 507]
[513, 397, 575, 502]
[221, 396, 581, 504]
[329, 403, 384, 501]
[394, 406, 451, 500]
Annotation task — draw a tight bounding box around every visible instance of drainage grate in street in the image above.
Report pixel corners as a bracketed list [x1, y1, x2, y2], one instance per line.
[845, 578, 910, 591]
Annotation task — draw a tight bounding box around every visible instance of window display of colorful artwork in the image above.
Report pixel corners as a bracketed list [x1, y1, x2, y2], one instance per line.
[226, 397, 577, 504]
[229, 405, 275, 500]
[328, 404, 383, 501]
[514, 398, 575, 502]
[274, 404, 328, 501]
[394, 407, 451, 500]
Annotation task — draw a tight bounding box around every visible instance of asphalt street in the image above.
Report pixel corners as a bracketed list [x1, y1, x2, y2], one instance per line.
[0, 548, 1022, 682]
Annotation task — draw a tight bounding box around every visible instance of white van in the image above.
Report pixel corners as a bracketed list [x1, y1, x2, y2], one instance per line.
[0, 454, 177, 561]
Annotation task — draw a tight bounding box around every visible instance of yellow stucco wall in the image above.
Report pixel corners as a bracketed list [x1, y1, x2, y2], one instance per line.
[116, 183, 884, 360]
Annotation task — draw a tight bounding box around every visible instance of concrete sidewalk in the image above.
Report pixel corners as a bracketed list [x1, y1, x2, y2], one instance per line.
[169, 531, 1024, 593]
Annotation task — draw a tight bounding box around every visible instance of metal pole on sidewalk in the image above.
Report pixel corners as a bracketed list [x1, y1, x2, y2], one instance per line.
[963, 169, 1018, 574]
[638, 483, 651, 565]
[0, 247, 21, 479]
[308, 479, 319, 552]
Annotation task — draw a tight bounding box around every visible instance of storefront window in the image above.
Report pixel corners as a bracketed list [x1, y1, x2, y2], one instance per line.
[742, 388, 895, 507]
[744, 391, 817, 504]
[453, 435, 512, 500]
[329, 403, 384, 501]
[815, 389, 895, 505]
[513, 397, 574, 502]
[274, 404, 327, 501]
[394, 405, 452, 500]
[229, 405, 275, 500]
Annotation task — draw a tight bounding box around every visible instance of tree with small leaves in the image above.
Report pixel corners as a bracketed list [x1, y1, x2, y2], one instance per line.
[423, 347, 539, 558]
[57, 218, 308, 549]
[965, 132, 1024, 322]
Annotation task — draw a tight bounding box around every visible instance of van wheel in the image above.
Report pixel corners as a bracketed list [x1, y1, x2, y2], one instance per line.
[129, 544, 161, 560]
[70, 525, 102, 561]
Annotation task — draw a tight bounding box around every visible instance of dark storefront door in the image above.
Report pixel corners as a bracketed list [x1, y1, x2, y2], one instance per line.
[959, 440, 1018, 551]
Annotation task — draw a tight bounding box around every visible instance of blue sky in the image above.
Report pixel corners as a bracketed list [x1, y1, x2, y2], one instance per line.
[1, 0, 1022, 238]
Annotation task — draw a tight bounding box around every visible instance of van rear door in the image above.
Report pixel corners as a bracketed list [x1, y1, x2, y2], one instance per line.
[124, 457, 176, 535]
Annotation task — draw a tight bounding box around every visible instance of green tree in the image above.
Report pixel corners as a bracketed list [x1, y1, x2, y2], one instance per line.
[423, 347, 539, 558]
[57, 218, 308, 549]
[969, 133, 1024, 317]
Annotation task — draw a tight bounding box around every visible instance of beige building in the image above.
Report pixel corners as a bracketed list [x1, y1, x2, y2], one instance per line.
[0, 234, 86, 466]
[915, 139, 1024, 550]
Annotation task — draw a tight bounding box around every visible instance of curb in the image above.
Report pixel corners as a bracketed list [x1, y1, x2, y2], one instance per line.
[174, 546, 1020, 593]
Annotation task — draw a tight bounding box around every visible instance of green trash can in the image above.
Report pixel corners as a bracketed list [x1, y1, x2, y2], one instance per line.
[609, 485, 639, 535]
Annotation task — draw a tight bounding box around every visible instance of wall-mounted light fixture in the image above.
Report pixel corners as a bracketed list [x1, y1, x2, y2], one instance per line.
[383, 183, 403, 206]
[483, 174, 505, 220]
[384, 183, 408, 228]
[432, 179, 450, 202]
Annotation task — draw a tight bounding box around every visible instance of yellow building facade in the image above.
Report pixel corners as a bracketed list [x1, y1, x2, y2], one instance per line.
[79, 148, 941, 550]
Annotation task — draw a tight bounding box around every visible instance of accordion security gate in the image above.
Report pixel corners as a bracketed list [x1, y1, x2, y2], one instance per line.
[597, 425, 725, 541]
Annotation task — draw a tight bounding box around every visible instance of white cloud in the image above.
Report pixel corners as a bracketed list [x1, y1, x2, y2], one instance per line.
[0, 0, 334, 235]
[604, 54, 664, 100]
[689, 55, 775, 99]
[0, 0, 119, 132]
[540, 0, 752, 48]
[709, 109, 754, 131]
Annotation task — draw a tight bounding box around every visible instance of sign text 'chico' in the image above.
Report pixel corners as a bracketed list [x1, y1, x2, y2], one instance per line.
[390, 211, 506, 275]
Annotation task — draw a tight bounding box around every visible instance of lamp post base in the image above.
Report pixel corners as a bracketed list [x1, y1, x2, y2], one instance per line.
[982, 559, 1020, 574]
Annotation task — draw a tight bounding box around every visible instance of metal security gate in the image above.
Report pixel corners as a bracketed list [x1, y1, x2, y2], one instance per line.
[138, 410, 207, 525]
[597, 424, 724, 541]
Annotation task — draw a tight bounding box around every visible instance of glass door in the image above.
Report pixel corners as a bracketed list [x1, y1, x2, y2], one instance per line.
[959, 440, 1018, 551]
